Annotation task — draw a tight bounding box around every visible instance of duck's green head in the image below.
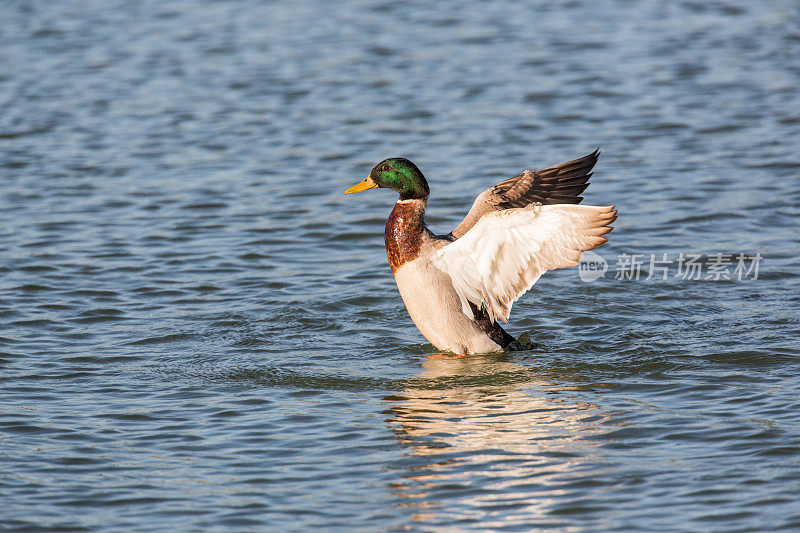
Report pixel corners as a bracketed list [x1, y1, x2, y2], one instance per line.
[345, 158, 430, 200]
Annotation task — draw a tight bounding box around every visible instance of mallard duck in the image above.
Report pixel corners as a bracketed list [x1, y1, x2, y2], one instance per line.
[345, 150, 616, 355]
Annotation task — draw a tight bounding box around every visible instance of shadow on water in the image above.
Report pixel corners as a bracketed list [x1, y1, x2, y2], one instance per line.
[383, 353, 617, 529]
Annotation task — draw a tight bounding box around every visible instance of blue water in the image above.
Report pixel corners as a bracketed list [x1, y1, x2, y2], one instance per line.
[2, 0, 800, 530]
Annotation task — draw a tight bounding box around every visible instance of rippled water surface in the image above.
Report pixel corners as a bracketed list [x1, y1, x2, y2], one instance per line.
[2, 0, 800, 531]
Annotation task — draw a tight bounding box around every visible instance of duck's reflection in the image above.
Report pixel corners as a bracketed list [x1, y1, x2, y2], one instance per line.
[386, 353, 611, 528]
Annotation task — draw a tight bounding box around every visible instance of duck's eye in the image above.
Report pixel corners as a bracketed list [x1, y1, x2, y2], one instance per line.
[381, 164, 390, 171]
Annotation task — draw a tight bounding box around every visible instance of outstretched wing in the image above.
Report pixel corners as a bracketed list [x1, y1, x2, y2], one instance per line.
[432, 203, 617, 323]
[450, 150, 600, 238]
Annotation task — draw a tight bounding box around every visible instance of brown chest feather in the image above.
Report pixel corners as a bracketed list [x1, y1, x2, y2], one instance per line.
[384, 201, 427, 273]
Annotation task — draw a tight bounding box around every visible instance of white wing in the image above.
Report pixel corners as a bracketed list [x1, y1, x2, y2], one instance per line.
[449, 150, 600, 238]
[431, 203, 617, 323]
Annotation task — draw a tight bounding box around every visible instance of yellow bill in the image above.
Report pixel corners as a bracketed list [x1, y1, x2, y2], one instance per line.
[345, 176, 378, 194]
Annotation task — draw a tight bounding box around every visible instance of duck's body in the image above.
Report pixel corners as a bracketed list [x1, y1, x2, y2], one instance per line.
[346, 151, 616, 355]
[386, 198, 506, 354]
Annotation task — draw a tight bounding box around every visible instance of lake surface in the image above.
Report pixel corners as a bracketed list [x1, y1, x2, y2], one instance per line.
[2, 0, 799, 530]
